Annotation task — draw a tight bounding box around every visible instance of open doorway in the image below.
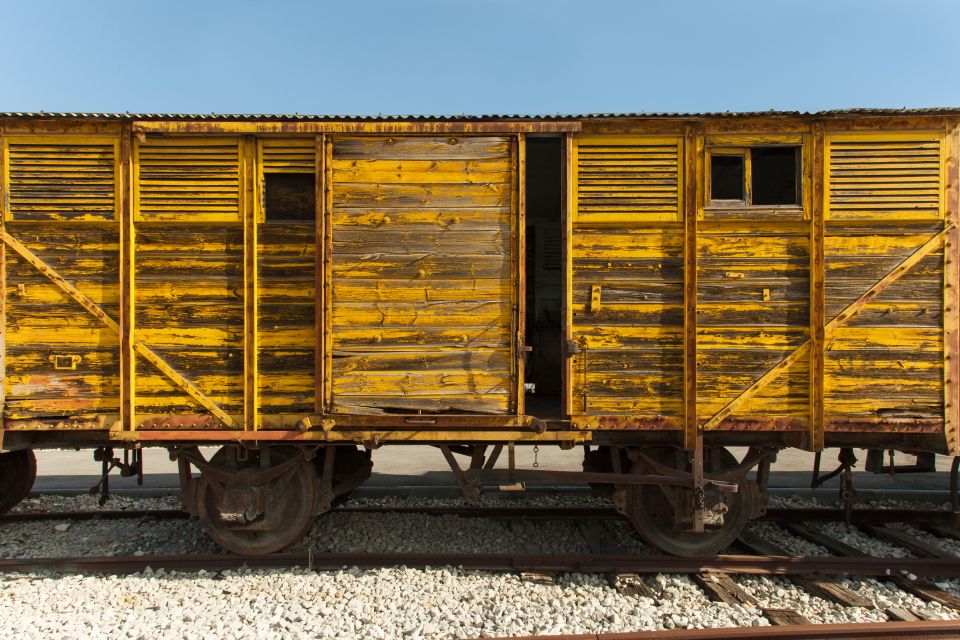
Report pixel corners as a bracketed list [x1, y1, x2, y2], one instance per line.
[524, 137, 563, 417]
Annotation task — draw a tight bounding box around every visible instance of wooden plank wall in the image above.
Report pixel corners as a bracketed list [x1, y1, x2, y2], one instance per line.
[133, 137, 244, 417]
[569, 135, 685, 420]
[258, 137, 317, 415]
[823, 133, 945, 427]
[2, 136, 121, 419]
[328, 135, 515, 414]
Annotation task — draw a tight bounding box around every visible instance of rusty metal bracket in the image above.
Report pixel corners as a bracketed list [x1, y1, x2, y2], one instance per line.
[316, 446, 336, 514]
[811, 448, 858, 524]
[172, 446, 302, 489]
[88, 446, 143, 506]
[2, 231, 238, 428]
[438, 445, 483, 504]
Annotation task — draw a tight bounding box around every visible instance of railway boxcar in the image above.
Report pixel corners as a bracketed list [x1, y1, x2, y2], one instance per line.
[0, 110, 956, 555]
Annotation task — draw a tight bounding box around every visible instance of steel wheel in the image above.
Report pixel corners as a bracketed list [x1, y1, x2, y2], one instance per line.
[0, 449, 37, 514]
[197, 446, 317, 556]
[625, 446, 751, 557]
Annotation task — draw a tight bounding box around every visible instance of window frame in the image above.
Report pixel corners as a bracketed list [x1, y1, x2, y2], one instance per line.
[705, 143, 803, 210]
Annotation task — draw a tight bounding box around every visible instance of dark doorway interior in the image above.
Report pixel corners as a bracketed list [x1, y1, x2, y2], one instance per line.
[524, 137, 563, 417]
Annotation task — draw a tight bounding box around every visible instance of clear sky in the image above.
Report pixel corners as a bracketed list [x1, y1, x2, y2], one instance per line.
[2, 0, 958, 115]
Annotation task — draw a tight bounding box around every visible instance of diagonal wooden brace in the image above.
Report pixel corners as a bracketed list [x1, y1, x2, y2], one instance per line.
[2, 231, 238, 428]
[702, 226, 952, 431]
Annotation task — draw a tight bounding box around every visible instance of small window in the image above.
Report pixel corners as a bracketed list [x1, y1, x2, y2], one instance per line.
[710, 154, 745, 201]
[709, 146, 800, 206]
[752, 147, 799, 205]
[264, 173, 316, 221]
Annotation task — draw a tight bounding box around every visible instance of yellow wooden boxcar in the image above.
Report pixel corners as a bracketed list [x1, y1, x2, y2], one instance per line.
[0, 110, 955, 555]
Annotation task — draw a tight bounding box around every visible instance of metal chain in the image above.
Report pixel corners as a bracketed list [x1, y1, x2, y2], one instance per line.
[533, 445, 540, 468]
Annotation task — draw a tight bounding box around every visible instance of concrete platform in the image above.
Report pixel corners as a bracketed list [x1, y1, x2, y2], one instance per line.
[28, 444, 957, 497]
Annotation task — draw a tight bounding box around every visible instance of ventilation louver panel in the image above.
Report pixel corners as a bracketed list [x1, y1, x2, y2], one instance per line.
[4, 137, 118, 221]
[261, 138, 315, 174]
[828, 136, 942, 220]
[539, 225, 562, 271]
[576, 136, 682, 222]
[136, 137, 241, 222]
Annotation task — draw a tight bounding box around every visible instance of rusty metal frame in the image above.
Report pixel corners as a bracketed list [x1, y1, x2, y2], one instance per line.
[131, 121, 582, 135]
[945, 123, 960, 455]
[0, 126, 5, 413]
[809, 122, 826, 452]
[513, 133, 527, 415]
[313, 134, 329, 413]
[561, 133, 575, 418]
[119, 429, 589, 443]
[242, 136, 259, 431]
[0, 232, 238, 428]
[702, 225, 953, 431]
[322, 135, 334, 411]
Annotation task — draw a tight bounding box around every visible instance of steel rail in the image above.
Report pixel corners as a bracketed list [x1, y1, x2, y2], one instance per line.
[2, 551, 960, 578]
[461, 620, 960, 640]
[0, 505, 955, 525]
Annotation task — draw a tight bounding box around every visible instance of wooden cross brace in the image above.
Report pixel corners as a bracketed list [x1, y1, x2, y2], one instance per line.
[702, 226, 952, 431]
[2, 231, 238, 428]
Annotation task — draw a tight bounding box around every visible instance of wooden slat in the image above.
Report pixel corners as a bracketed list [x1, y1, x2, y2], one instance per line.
[683, 127, 698, 449]
[693, 573, 758, 606]
[242, 136, 258, 430]
[762, 608, 812, 626]
[945, 124, 959, 454]
[827, 134, 943, 220]
[119, 127, 134, 433]
[315, 134, 325, 413]
[135, 137, 240, 221]
[4, 136, 119, 221]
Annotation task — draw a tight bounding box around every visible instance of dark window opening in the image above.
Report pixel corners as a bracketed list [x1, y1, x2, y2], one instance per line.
[751, 147, 799, 205]
[524, 137, 563, 417]
[710, 155, 745, 201]
[264, 173, 316, 221]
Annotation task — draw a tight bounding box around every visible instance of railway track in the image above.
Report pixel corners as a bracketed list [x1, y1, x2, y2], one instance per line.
[465, 619, 960, 639]
[3, 504, 957, 524]
[5, 501, 960, 635]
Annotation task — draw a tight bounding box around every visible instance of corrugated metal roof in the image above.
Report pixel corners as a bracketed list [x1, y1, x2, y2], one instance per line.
[0, 108, 958, 121]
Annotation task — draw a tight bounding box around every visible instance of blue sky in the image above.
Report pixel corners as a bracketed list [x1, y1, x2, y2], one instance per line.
[2, 0, 958, 115]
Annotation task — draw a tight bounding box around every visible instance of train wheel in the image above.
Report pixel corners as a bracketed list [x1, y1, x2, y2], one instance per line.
[197, 446, 318, 556]
[0, 449, 36, 514]
[625, 446, 752, 557]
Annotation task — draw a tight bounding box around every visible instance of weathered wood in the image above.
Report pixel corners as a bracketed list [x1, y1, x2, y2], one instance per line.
[810, 121, 826, 451]
[614, 573, 657, 600]
[683, 127, 699, 450]
[693, 573, 758, 606]
[328, 133, 516, 414]
[762, 608, 812, 626]
[859, 525, 956, 559]
[791, 576, 872, 608]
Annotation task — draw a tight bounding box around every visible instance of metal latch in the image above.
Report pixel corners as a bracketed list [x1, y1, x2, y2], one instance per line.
[589, 284, 602, 313]
[566, 341, 582, 355]
[49, 354, 82, 370]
